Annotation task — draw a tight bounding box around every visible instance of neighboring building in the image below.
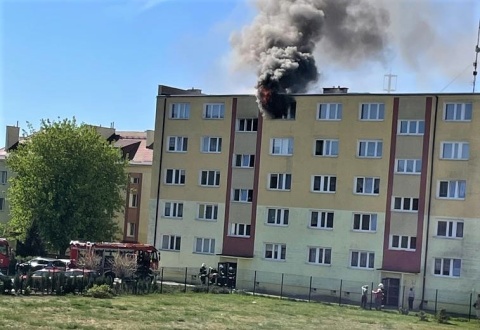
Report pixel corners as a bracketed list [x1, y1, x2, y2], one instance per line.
[148, 85, 480, 311]
[0, 126, 21, 226]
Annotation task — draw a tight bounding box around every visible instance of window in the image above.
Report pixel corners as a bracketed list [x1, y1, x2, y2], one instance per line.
[1, 171, 7, 184]
[164, 202, 183, 218]
[312, 175, 336, 193]
[129, 193, 138, 208]
[310, 211, 334, 229]
[195, 237, 215, 254]
[267, 208, 289, 226]
[437, 220, 464, 238]
[444, 103, 472, 121]
[200, 170, 220, 187]
[360, 103, 385, 120]
[234, 154, 255, 168]
[230, 223, 251, 237]
[127, 223, 136, 237]
[233, 189, 253, 202]
[168, 136, 188, 152]
[308, 247, 332, 265]
[358, 140, 383, 158]
[165, 169, 185, 185]
[314, 139, 339, 157]
[271, 138, 293, 155]
[355, 177, 380, 195]
[170, 103, 190, 119]
[264, 243, 286, 261]
[198, 204, 218, 221]
[161, 235, 181, 251]
[204, 103, 225, 119]
[441, 142, 469, 160]
[237, 118, 258, 132]
[434, 258, 461, 277]
[350, 251, 375, 269]
[282, 102, 296, 119]
[353, 213, 377, 232]
[393, 197, 419, 212]
[201, 137, 222, 153]
[130, 176, 140, 184]
[396, 159, 422, 174]
[317, 103, 342, 120]
[438, 180, 466, 199]
[398, 120, 425, 135]
[390, 235, 416, 250]
[0, 198, 4, 211]
[268, 173, 291, 190]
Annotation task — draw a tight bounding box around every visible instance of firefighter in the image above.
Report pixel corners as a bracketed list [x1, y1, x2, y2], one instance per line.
[227, 266, 236, 289]
[199, 263, 207, 285]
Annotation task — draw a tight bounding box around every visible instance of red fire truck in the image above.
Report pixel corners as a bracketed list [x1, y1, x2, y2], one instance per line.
[0, 238, 12, 273]
[69, 240, 159, 280]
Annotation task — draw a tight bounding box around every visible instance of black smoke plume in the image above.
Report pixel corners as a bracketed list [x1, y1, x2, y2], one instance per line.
[231, 0, 389, 118]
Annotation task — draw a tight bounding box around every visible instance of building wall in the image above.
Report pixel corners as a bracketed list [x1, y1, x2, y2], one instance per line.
[0, 156, 9, 225]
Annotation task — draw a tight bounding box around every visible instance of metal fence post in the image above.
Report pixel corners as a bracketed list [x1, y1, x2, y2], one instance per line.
[280, 273, 284, 299]
[184, 267, 188, 293]
[160, 267, 164, 294]
[253, 271, 257, 296]
[339, 279, 343, 306]
[370, 282, 374, 310]
[402, 285, 406, 309]
[435, 289, 438, 314]
[469, 292, 473, 321]
[308, 276, 312, 302]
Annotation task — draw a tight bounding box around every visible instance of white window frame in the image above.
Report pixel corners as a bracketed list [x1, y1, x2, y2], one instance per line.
[350, 251, 375, 269]
[393, 197, 419, 212]
[436, 220, 464, 238]
[390, 235, 416, 251]
[354, 177, 380, 195]
[233, 189, 253, 203]
[308, 247, 332, 265]
[170, 103, 190, 119]
[237, 118, 258, 132]
[200, 170, 220, 187]
[230, 223, 251, 237]
[201, 137, 222, 153]
[194, 237, 215, 254]
[167, 136, 188, 152]
[398, 120, 425, 135]
[268, 173, 291, 191]
[358, 140, 383, 158]
[314, 139, 339, 157]
[197, 204, 218, 221]
[311, 175, 336, 193]
[129, 193, 138, 208]
[127, 223, 136, 238]
[438, 180, 466, 200]
[360, 103, 385, 121]
[396, 159, 422, 174]
[317, 103, 342, 120]
[264, 243, 286, 261]
[434, 258, 461, 277]
[440, 142, 469, 160]
[270, 138, 293, 156]
[352, 213, 377, 232]
[234, 154, 255, 168]
[165, 169, 185, 185]
[444, 103, 472, 122]
[266, 208, 289, 226]
[130, 176, 140, 184]
[161, 235, 181, 251]
[163, 202, 183, 219]
[204, 103, 225, 119]
[0, 171, 7, 184]
[309, 210, 334, 229]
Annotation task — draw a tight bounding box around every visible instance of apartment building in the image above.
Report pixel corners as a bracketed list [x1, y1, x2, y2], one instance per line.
[0, 126, 21, 226]
[148, 85, 480, 310]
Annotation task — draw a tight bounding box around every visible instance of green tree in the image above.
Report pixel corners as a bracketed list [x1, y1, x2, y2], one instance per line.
[7, 118, 127, 255]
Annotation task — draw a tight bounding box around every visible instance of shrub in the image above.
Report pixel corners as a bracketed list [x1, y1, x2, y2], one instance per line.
[418, 311, 428, 322]
[85, 284, 114, 299]
[436, 309, 449, 324]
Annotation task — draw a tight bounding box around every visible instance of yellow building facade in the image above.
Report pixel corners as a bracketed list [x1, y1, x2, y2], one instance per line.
[148, 86, 480, 312]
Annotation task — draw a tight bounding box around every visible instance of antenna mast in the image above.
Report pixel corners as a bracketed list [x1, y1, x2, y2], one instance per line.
[473, 19, 480, 93]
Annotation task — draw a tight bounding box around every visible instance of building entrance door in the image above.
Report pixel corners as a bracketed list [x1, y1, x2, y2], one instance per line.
[381, 277, 400, 307]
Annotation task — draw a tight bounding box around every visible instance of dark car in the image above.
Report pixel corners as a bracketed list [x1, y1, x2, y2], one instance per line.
[18, 257, 67, 274]
[64, 268, 99, 280]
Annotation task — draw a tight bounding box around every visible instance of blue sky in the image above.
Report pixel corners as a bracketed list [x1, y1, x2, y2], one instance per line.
[1, 0, 480, 147]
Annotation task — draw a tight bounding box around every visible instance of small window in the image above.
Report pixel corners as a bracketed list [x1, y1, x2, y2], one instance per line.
[308, 247, 332, 265]
[195, 237, 215, 254]
[317, 103, 342, 120]
[164, 202, 183, 218]
[0, 198, 4, 211]
[165, 169, 185, 185]
[161, 235, 181, 251]
[200, 170, 220, 187]
[360, 103, 385, 120]
[0, 171, 7, 184]
[271, 138, 293, 155]
[130, 176, 140, 184]
[390, 235, 416, 250]
[264, 243, 286, 261]
[438, 180, 466, 199]
[233, 189, 253, 202]
[268, 173, 291, 191]
[230, 223, 251, 237]
[170, 103, 190, 119]
[434, 258, 461, 277]
[355, 177, 380, 195]
[398, 120, 425, 135]
[197, 204, 218, 221]
[168, 136, 188, 152]
[314, 139, 339, 157]
[350, 251, 375, 269]
[393, 197, 419, 212]
[440, 142, 469, 160]
[444, 103, 472, 121]
[127, 223, 136, 237]
[266, 208, 289, 226]
[353, 213, 377, 232]
[396, 159, 422, 174]
[237, 118, 258, 132]
[129, 193, 138, 208]
[437, 220, 464, 238]
[234, 154, 255, 168]
[201, 137, 222, 153]
[204, 103, 225, 119]
[358, 140, 383, 158]
[312, 175, 336, 193]
[309, 211, 334, 229]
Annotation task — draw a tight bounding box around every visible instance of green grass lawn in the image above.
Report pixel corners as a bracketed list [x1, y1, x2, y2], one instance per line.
[0, 292, 478, 329]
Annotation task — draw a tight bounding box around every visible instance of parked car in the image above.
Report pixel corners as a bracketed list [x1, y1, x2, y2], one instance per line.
[64, 268, 99, 280]
[18, 257, 67, 274]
